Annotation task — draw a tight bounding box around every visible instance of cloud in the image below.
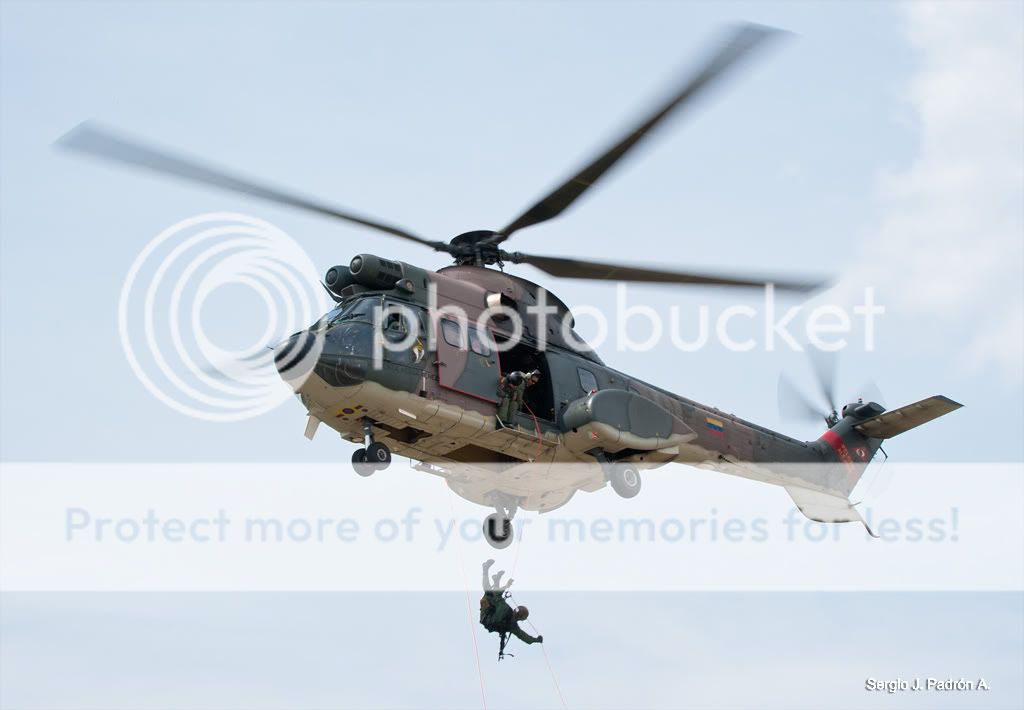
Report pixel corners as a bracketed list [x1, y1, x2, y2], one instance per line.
[851, 1, 1023, 381]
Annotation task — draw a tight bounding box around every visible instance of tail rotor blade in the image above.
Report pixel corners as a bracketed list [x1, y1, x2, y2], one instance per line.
[777, 373, 826, 423]
[806, 347, 839, 414]
[855, 379, 886, 408]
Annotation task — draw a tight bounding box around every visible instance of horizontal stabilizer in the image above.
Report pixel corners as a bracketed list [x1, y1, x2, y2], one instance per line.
[854, 395, 962, 439]
[785, 486, 876, 536]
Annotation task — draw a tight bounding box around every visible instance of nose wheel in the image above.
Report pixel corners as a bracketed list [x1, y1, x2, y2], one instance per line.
[352, 417, 391, 476]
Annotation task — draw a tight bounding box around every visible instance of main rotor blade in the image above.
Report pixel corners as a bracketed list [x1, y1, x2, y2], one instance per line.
[511, 253, 825, 292]
[495, 23, 785, 242]
[778, 374, 827, 423]
[57, 122, 449, 251]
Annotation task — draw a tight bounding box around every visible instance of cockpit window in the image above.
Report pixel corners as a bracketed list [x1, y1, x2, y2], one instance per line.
[330, 297, 375, 325]
[384, 311, 406, 332]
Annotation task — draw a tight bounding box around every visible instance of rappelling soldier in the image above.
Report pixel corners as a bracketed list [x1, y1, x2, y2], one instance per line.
[478, 559, 542, 659]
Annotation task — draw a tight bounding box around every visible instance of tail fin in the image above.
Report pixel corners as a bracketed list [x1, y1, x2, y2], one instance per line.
[811, 395, 963, 499]
[853, 395, 963, 439]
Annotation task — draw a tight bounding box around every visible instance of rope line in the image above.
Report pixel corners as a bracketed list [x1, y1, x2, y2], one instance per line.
[539, 642, 568, 710]
[445, 483, 488, 710]
[521, 400, 545, 461]
[506, 593, 569, 710]
[444, 399, 564, 709]
[464, 588, 488, 709]
[512, 399, 554, 580]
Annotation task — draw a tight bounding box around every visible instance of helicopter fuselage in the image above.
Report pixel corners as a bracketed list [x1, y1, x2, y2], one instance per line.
[278, 255, 883, 521]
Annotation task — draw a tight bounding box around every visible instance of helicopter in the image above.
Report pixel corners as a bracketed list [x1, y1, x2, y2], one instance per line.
[59, 24, 961, 548]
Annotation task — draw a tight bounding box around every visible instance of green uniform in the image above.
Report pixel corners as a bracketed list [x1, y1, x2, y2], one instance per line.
[479, 591, 540, 647]
[496, 376, 527, 422]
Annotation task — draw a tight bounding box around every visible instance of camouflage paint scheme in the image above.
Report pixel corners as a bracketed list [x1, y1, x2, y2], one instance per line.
[288, 256, 961, 525]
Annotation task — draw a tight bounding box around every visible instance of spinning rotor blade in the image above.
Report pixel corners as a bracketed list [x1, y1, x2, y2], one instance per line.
[512, 253, 824, 292]
[495, 23, 785, 242]
[856, 379, 886, 408]
[807, 347, 839, 414]
[57, 122, 449, 251]
[778, 373, 827, 423]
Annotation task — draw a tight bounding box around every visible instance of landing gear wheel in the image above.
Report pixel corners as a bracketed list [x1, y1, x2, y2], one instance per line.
[365, 442, 392, 470]
[610, 465, 641, 498]
[352, 448, 374, 477]
[483, 513, 514, 550]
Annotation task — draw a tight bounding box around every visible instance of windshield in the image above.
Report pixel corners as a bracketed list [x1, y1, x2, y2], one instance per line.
[329, 297, 378, 325]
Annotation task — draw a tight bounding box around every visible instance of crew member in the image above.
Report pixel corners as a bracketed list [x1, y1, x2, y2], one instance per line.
[496, 369, 541, 425]
[478, 559, 542, 659]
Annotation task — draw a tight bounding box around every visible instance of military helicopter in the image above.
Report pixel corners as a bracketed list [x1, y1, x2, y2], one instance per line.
[60, 24, 961, 548]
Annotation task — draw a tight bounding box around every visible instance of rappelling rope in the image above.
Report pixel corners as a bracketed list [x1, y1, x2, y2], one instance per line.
[506, 591, 569, 710]
[521, 401, 545, 461]
[539, 641, 568, 709]
[509, 400, 554, 581]
[506, 402, 563, 707]
[444, 483, 488, 710]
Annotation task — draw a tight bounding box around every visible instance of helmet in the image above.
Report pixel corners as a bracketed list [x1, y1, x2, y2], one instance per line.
[527, 369, 541, 382]
[507, 371, 525, 386]
[514, 606, 529, 620]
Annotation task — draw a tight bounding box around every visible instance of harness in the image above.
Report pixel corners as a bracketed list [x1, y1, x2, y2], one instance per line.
[481, 590, 517, 660]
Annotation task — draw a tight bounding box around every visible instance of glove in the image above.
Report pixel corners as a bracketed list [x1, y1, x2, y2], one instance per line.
[536, 635, 544, 643]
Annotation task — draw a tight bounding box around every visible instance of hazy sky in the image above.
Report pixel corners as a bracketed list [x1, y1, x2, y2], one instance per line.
[1, 1, 1021, 708]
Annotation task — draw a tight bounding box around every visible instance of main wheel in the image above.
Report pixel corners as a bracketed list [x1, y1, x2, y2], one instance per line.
[610, 464, 641, 498]
[352, 448, 374, 477]
[365, 442, 392, 470]
[483, 513, 514, 549]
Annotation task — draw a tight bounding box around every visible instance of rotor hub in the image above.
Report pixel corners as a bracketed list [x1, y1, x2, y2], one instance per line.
[448, 230, 507, 266]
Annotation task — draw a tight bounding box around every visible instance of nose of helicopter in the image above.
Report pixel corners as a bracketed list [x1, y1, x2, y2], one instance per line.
[274, 324, 371, 387]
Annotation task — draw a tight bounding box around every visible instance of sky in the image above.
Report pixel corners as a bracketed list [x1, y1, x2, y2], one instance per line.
[0, 1, 1022, 708]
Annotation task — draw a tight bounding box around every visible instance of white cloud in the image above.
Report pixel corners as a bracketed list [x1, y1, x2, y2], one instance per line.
[851, 1, 1023, 381]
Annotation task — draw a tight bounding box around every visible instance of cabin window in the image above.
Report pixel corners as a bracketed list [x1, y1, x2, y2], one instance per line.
[441, 319, 493, 355]
[468, 328, 492, 356]
[440, 319, 467, 349]
[578, 367, 598, 393]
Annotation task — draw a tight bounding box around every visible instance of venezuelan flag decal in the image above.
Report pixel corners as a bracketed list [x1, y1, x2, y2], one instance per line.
[705, 416, 725, 437]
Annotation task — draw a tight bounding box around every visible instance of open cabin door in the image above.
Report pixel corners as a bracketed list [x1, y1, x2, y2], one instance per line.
[435, 318, 500, 403]
[493, 336, 556, 422]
